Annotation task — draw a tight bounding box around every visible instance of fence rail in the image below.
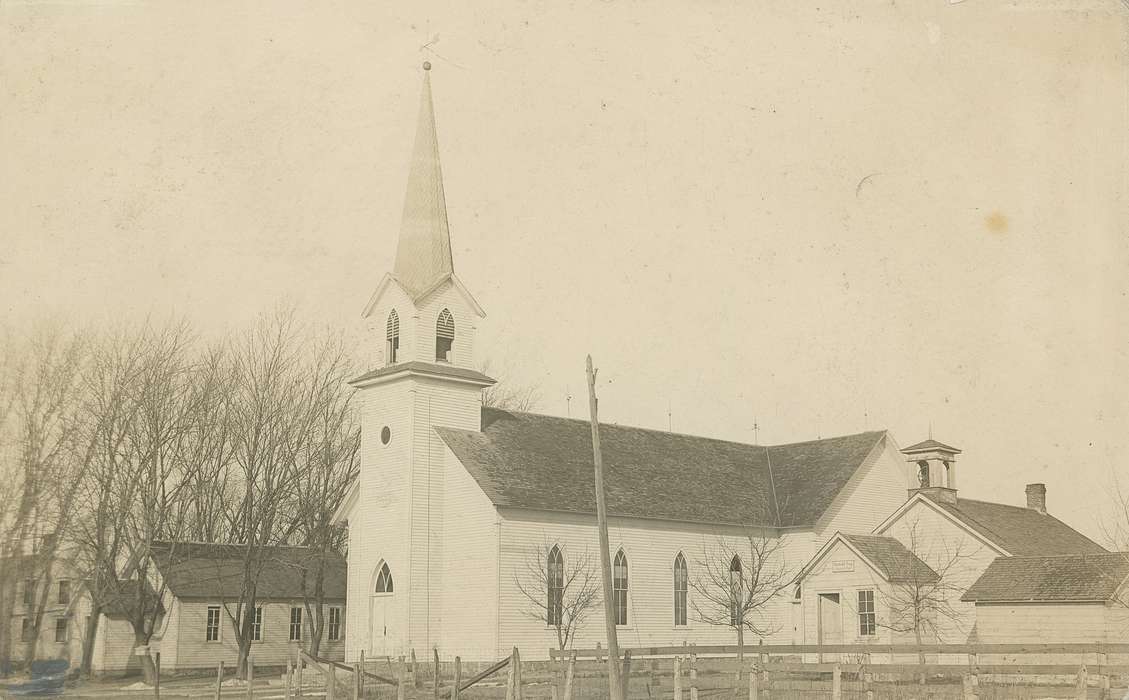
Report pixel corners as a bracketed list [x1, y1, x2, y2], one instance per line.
[551, 642, 1129, 658]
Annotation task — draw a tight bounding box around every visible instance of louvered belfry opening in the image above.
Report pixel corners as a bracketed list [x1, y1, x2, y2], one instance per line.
[435, 308, 455, 362]
[386, 309, 400, 364]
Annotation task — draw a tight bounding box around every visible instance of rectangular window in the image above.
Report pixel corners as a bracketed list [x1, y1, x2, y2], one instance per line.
[858, 590, 876, 636]
[23, 579, 36, 606]
[54, 617, 68, 643]
[21, 618, 34, 642]
[206, 606, 221, 642]
[289, 607, 302, 641]
[328, 607, 342, 641]
[251, 606, 263, 642]
[58, 580, 71, 605]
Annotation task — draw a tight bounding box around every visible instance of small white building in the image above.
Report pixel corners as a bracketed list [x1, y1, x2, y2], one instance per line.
[962, 552, 1129, 644]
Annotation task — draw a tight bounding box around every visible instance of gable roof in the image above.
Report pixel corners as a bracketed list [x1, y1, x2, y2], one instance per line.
[841, 534, 940, 584]
[150, 542, 347, 602]
[435, 407, 887, 528]
[962, 553, 1129, 603]
[930, 497, 1106, 557]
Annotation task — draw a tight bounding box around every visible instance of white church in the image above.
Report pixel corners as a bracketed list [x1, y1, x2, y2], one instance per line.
[332, 65, 1115, 662]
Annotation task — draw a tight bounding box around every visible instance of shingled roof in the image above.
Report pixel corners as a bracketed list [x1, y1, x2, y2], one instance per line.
[150, 542, 347, 601]
[928, 497, 1106, 556]
[842, 534, 940, 583]
[435, 408, 887, 528]
[962, 553, 1129, 603]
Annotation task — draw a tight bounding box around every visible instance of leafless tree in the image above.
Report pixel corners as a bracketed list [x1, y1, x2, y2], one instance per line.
[479, 359, 540, 412]
[690, 530, 793, 662]
[0, 322, 89, 674]
[871, 521, 973, 663]
[514, 540, 602, 652]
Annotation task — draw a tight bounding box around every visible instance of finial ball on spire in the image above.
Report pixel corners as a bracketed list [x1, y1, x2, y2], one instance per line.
[423, 61, 432, 71]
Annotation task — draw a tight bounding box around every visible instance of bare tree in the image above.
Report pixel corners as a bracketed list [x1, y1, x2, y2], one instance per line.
[0, 322, 89, 673]
[690, 531, 794, 661]
[514, 540, 602, 652]
[871, 521, 973, 662]
[479, 359, 540, 412]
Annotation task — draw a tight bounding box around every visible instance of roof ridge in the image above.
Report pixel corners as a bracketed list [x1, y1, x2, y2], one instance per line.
[485, 407, 887, 452]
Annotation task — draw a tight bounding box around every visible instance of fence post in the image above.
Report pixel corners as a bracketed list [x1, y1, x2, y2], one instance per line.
[246, 655, 254, 700]
[454, 656, 462, 700]
[359, 650, 366, 696]
[831, 663, 841, 700]
[689, 648, 698, 700]
[397, 655, 406, 700]
[513, 647, 524, 700]
[504, 649, 516, 700]
[328, 662, 336, 700]
[1099, 651, 1110, 699]
[216, 660, 224, 700]
[620, 649, 632, 700]
[758, 641, 768, 696]
[285, 657, 293, 700]
[748, 661, 758, 700]
[673, 657, 682, 700]
[432, 648, 441, 700]
[410, 649, 419, 688]
[154, 651, 161, 700]
[353, 661, 361, 700]
[562, 651, 575, 700]
[1075, 664, 1088, 700]
[297, 653, 304, 697]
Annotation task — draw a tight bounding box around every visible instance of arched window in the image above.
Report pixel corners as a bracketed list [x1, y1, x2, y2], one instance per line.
[547, 546, 564, 626]
[375, 562, 394, 594]
[612, 550, 628, 626]
[729, 555, 743, 626]
[386, 310, 400, 364]
[435, 309, 455, 362]
[673, 553, 688, 627]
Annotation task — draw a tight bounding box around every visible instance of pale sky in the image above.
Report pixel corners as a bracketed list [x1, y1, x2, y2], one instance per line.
[2, 1, 1127, 541]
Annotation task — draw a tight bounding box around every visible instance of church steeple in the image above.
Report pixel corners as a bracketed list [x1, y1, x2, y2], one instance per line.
[392, 61, 454, 299]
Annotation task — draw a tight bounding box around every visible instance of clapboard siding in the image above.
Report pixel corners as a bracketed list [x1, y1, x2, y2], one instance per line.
[879, 499, 1002, 642]
[170, 601, 344, 670]
[346, 380, 413, 662]
[407, 377, 483, 653]
[798, 538, 894, 648]
[972, 603, 1110, 643]
[439, 443, 500, 659]
[497, 510, 815, 659]
[814, 436, 908, 548]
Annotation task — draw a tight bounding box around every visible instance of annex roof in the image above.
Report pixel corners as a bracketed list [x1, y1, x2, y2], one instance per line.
[962, 553, 1129, 603]
[150, 542, 347, 602]
[436, 407, 888, 528]
[841, 534, 940, 584]
[930, 497, 1106, 557]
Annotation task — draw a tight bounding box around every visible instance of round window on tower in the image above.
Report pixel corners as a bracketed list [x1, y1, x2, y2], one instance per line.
[381, 426, 392, 445]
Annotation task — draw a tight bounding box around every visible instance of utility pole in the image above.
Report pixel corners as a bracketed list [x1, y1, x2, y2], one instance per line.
[586, 355, 623, 700]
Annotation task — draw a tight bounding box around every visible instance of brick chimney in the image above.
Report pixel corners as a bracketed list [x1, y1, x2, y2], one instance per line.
[1025, 483, 1047, 514]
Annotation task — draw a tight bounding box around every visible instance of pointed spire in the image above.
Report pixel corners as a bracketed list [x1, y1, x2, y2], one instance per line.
[393, 61, 454, 298]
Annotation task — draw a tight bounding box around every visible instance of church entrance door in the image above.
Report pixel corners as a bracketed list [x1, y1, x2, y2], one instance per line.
[371, 596, 391, 657]
[817, 593, 841, 662]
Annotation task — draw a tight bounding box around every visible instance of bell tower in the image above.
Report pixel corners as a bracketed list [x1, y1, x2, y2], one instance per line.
[902, 437, 961, 504]
[345, 62, 494, 660]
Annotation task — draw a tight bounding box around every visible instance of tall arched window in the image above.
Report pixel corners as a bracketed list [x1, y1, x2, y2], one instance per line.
[435, 309, 455, 362]
[375, 562, 394, 594]
[673, 553, 688, 627]
[729, 555, 743, 626]
[613, 549, 628, 626]
[386, 310, 400, 364]
[547, 546, 564, 626]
